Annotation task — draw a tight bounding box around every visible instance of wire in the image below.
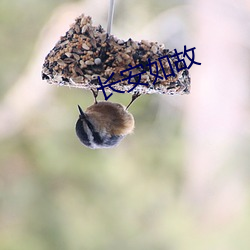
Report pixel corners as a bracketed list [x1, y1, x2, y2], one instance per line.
[107, 0, 115, 34]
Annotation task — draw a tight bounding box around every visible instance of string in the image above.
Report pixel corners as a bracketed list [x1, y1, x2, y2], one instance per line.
[107, 0, 115, 34]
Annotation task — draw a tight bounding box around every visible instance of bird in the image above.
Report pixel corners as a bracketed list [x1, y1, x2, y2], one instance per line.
[75, 90, 140, 149]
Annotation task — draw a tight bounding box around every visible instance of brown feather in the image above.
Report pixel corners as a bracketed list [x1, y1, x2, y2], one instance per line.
[85, 102, 134, 135]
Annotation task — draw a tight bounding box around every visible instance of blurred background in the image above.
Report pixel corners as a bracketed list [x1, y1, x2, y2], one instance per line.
[1, 0, 250, 249]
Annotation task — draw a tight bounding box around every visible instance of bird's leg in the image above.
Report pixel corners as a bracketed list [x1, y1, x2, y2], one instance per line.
[91, 89, 99, 104]
[126, 92, 141, 110]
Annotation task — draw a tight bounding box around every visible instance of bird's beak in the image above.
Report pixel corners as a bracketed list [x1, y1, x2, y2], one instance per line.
[77, 105, 86, 119]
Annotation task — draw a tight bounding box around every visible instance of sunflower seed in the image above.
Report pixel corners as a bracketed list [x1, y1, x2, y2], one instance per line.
[82, 43, 90, 50]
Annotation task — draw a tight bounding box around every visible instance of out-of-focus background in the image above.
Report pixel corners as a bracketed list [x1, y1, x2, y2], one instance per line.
[1, 0, 250, 249]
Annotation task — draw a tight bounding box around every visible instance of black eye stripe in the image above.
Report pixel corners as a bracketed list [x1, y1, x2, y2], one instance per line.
[84, 118, 103, 144]
[75, 119, 92, 147]
[92, 132, 103, 144]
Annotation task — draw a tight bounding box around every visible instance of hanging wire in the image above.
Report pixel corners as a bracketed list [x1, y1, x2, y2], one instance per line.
[107, 0, 115, 34]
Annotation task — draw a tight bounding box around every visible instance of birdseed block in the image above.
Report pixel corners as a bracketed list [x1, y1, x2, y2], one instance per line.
[42, 14, 190, 96]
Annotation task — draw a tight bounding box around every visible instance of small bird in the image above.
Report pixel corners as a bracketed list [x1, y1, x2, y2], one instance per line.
[75, 91, 139, 149]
